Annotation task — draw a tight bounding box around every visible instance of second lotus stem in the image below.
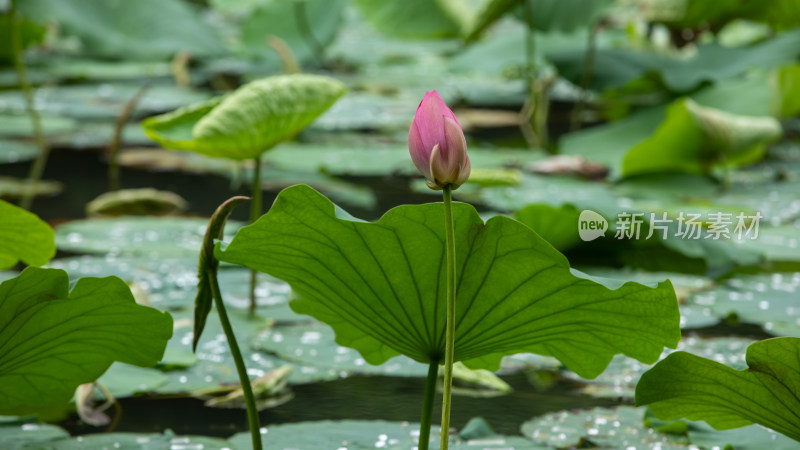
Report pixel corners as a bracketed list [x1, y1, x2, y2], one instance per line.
[440, 184, 457, 449]
[207, 266, 263, 449]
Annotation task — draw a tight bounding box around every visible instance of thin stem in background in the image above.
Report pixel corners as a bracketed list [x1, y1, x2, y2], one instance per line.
[249, 156, 263, 317]
[10, 0, 48, 210]
[439, 185, 456, 449]
[268, 36, 301, 74]
[570, 21, 599, 132]
[417, 360, 439, 450]
[208, 267, 263, 450]
[108, 85, 149, 192]
[293, 0, 325, 63]
[523, 0, 536, 94]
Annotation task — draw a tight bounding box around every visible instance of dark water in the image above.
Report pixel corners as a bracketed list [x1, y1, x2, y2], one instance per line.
[59, 373, 619, 438]
[0, 147, 434, 223]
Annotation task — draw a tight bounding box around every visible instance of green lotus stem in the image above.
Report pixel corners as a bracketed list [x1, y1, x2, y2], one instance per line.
[440, 185, 456, 449]
[10, 0, 48, 211]
[249, 156, 262, 317]
[293, 0, 324, 63]
[570, 21, 599, 132]
[108, 85, 149, 191]
[418, 360, 439, 450]
[207, 265, 262, 450]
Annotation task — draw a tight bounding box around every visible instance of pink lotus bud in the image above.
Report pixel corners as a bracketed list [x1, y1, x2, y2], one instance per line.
[408, 91, 471, 190]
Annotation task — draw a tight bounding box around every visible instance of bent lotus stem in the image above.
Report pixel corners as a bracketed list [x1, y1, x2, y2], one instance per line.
[10, 0, 48, 211]
[440, 184, 457, 449]
[208, 265, 263, 450]
[199, 196, 261, 449]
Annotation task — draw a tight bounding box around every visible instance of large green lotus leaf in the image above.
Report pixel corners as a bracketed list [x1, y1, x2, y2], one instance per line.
[520, 0, 613, 33]
[559, 72, 783, 178]
[355, 0, 470, 39]
[216, 185, 680, 378]
[622, 98, 781, 177]
[0, 267, 173, 416]
[464, 0, 613, 41]
[645, 0, 800, 31]
[636, 337, 800, 442]
[463, 0, 520, 42]
[18, 0, 225, 60]
[550, 28, 800, 93]
[0, 200, 55, 269]
[141, 74, 346, 160]
[241, 0, 346, 63]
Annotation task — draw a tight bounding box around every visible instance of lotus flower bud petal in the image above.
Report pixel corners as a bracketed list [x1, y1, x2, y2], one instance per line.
[408, 91, 470, 190]
[408, 118, 431, 180]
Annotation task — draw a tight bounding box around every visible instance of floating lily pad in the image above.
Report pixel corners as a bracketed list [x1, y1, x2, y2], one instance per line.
[157, 310, 336, 395]
[550, 28, 800, 93]
[96, 362, 170, 399]
[19, 0, 226, 60]
[227, 419, 538, 449]
[576, 267, 718, 328]
[0, 84, 211, 121]
[50, 122, 152, 150]
[730, 224, 800, 267]
[47, 430, 231, 449]
[689, 272, 800, 336]
[565, 336, 754, 399]
[86, 188, 188, 217]
[266, 143, 545, 178]
[252, 321, 429, 377]
[48, 255, 290, 312]
[521, 405, 796, 449]
[0, 177, 63, 199]
[0, 114, 77, 138]
[521, 406, 688, 449]
[54, 216, 244, 258]
[0, 421, 70, 450]
[35, 59, 173, 82]
[0, 139, 39, 164]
